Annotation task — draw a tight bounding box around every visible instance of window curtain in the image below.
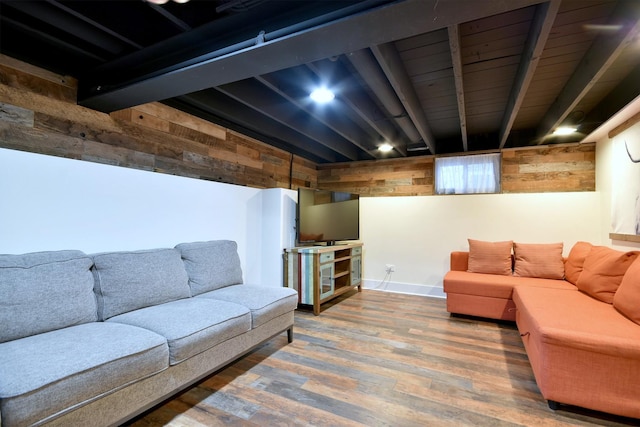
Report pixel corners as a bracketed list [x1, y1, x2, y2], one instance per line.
[435, 153, 501, 194]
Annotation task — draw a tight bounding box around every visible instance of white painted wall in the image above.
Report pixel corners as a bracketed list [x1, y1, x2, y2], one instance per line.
[0, 148, 271, 285]
[360, 191, 602, 295]
[4, 133, 631, 298]
[259, 188, 297, 287]
[596, 122, 640, 252]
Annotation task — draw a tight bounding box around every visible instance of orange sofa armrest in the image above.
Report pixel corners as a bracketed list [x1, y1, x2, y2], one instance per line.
[450, 251, 469, 271]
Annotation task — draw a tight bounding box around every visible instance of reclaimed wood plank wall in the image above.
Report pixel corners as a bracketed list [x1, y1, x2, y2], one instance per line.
[317, 156, 435, 197]
[0, 56, 317, 191]
[317, 144, 595, 196]
[0, 55, 595, 197]
[501, 144, 596, 193]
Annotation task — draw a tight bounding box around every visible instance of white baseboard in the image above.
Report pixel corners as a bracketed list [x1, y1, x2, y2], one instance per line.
[362, 279, 445, 298]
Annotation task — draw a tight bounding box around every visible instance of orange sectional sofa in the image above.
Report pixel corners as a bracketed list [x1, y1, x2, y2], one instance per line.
[443, 240, 640, 419]
[444, 250, 574, 321]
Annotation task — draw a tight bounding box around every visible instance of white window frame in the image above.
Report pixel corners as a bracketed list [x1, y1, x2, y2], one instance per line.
[435, 153, 501, 195]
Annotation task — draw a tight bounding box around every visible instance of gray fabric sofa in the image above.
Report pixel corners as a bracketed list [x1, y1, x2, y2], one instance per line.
[0, 240, 297, 427]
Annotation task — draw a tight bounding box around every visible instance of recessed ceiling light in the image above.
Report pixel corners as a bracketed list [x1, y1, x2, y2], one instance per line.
[553, 126, 578, 136]
[310, 87, 335, 103]
[583, 24, 623, 32]
[378, 143, 393, 153]
[147, 0, 190, 4]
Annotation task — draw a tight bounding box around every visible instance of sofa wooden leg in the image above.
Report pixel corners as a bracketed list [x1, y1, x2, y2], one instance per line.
[548, 400, 560, 410]
[287, 326, 293, 343]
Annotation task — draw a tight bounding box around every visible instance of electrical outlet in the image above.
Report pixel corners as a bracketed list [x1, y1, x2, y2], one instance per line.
[385, 264, 395, 273]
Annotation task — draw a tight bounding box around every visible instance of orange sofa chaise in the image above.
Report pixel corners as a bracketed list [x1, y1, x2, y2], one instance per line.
[443, 240, 640, 419]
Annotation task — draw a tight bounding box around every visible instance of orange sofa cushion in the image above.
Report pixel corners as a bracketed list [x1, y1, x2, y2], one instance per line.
[514, 285, 640, 418]
[563, 241, 592, 285]
[467, 239, 512, 275]
[514, 286, 640, 355]
[577, 246, 639, 304]
[449, 251, 469, 272]
[446, 293, 518, 321]
[513, 242, 564, 279]
[613, 257, 640, 325]
[444, 270, 574, 299]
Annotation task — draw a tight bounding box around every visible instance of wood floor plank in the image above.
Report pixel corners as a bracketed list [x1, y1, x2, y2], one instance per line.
[127, 291, 638, 427]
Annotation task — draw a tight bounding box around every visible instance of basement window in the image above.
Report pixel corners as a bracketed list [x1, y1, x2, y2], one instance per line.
[435, 153, 501, 195]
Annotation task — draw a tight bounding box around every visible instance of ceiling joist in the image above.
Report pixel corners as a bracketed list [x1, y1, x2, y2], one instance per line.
[4, 0, 639, 164]
[216, 80, 362, 161]
[371, 43, 437, 153]
[536, 0, 640, 140]
[168, 92, 342, 163]
[306, 59, 408, 157]
[499, 0, 561, 148]
[346, 48, 422, 148]
[76, 0, 545, 113]
[448, 24, 468, 152]
[255, 72, 377, 159]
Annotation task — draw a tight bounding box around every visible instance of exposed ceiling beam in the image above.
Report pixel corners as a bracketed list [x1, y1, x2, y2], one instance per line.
[447, 24, 468, 152]
[147, 3, 191, 32]
[168, 92, 342, 163]
[307, 59, 407, 157]
[371, 43, 437, 154]
[579, 62, 640, 140]
[346, 49, 421, 147]
[217, 79, 361, 161]
[536, 1, 640, 140]
[499, 0, 560, 149]
[5, 1, 129, 55]
[306, 59, 408, 157]
[0, 16, 107, 63]
[255, 71, 377, 159]
[77, 0, 546, 112]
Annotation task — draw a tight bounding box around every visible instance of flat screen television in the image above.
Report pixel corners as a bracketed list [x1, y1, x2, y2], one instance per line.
[297, 188, 360, 245]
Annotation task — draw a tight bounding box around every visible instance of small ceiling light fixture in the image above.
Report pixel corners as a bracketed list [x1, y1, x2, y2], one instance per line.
[552, 126, 578, 136]
[378, 143, 393, 153]
[583, 24, 623, 32]
[147, 0, 190, 4]
[310, 87, 335, 104]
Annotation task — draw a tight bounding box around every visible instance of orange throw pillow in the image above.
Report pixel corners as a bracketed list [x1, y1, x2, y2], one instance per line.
[577, 246, 639, 304]
[564, 241, 593, 285]
[467, 239, 513, 276]
[513, 242, 564, 279]
[613, 257, 640, 325]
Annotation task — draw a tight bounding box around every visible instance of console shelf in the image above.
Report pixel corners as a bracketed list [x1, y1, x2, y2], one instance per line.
[284, 243, 363, 315]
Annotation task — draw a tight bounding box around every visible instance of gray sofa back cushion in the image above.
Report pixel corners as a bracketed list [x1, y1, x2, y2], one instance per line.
[175, 240, 243, 295]
[92, 248, 191, 320]
[0, 250, 97, 343]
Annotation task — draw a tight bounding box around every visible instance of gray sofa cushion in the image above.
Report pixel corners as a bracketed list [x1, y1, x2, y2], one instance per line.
[197, 284, 298, 328]
[107, 298, 251, 365]
[175, 240, 243, 295]
[0, 250, 97, 343]
[92, 248, 191, 320]
[0, 322, 168, 427]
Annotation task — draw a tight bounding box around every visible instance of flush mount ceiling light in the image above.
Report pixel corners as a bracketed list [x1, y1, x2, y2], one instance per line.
[147, 0, 190, 4]
[552, 126, 578, 136]
[378, 143, 393, 153]
[309, 87, 335, 104]
[552, 111, 583, 136]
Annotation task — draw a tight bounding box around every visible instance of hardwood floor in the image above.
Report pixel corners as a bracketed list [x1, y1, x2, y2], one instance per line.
[128, 290, 638, 427]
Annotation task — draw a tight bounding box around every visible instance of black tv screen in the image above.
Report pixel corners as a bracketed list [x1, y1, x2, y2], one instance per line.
[297, 188, 360, 244]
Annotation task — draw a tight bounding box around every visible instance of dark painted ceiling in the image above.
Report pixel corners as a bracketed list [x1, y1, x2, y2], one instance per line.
[1, 0, 639, 163]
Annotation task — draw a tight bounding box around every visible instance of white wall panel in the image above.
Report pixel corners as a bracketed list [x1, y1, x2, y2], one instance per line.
[360, 192, 602, 294]
[0, 148, 264, 283]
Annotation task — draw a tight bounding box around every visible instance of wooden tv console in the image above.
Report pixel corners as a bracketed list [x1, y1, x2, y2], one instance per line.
[284, 243, 363, 315]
